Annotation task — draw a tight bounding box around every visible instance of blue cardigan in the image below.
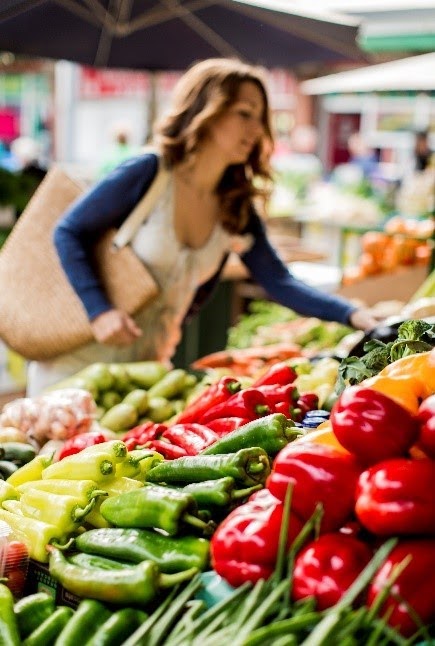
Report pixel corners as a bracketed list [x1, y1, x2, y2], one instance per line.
[54, 153, 356, 326]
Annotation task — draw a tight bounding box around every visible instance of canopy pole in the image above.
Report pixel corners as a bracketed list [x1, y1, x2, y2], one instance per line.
[146, 72, 158, 144]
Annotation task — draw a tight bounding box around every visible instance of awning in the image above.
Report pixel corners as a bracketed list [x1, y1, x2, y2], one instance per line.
[301, 52, 435, 94]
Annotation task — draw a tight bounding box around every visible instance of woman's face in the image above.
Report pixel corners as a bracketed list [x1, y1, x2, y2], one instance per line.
[205, 81, 266, 165]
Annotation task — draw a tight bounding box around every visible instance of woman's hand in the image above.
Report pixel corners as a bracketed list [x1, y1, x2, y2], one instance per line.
[349, 308, 380, 332]
[90, 309, 142, 346]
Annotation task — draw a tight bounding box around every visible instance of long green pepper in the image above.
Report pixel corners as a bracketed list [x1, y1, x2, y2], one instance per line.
[54, 599, 111, 646]
[22, 606, 73, 646]
[75, 526, 210, 572]
[146, 447, 271, 486]
[201, 413, 300, 456]
[180, 477, 262, 507]
[47, 545, 198, 605]
[99, 484, 213, 535]
[0, 584, 20, 646]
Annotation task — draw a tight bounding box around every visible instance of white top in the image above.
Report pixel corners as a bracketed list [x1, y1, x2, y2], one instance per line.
[27, 177, 249, 394]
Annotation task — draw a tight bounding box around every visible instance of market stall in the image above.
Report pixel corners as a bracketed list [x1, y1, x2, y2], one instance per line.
[0, 311, 434, 644]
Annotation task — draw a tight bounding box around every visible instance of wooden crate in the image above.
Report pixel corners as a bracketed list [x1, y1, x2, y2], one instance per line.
[337, 265, 428, 307]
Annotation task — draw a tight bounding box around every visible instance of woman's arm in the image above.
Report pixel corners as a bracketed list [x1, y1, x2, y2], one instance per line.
[240, 211, 375, 329]
[53, 153, 159, 321]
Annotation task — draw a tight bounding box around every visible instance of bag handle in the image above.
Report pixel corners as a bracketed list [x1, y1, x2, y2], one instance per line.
[112, 154, 170, 250]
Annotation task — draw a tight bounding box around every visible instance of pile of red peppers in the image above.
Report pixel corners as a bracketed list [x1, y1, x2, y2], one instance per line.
[211, 350, 435, 637]
[120, 363, 320, 459]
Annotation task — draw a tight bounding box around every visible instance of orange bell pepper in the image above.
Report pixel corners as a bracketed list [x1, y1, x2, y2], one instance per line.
[363, 350, 435, 414]
[292, 423, 350, 454]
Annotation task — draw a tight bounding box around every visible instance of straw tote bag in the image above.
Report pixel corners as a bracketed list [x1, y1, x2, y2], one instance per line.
[0, 162, 169, 361]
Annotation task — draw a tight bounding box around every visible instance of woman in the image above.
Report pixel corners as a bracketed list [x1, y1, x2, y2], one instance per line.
[27, 58, 377, 395]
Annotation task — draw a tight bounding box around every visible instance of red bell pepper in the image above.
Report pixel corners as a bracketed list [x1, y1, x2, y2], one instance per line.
[274, 401, 297, 419]
[175, 377, 241, 424]
[252, 362, 297, 387]
[367, 538, 435, 636]
[355, 457, 435, 536]
[416, 394, 435, 458]
[161, 423, 219, 455]
[205, 417, 250, 436]
[255, 384, 299, 409]
[297, 393, 319, 411]
[211, 488, 304, 587]
[291, 394, 319, 423]
[144, 439, 188, 460]
[267, 442, 362, 533]
[292, 532, 372, 610]
[57, 431, 107, 460]
[122, 423, 168, 451]
[330, 386, 419, 465]
[200, 388, 270, 424]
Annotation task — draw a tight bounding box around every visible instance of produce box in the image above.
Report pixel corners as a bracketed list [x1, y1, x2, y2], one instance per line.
[24, 558, 81, 609]
[337, 265, 427, 306]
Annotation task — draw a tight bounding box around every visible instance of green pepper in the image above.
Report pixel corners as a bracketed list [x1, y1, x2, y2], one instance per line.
[22, 606, 73, 646]
[54, 599, 111, 646]
[123, 361, 169, 389]
[47, 545, 198, 605]
[86, 608, 147, 646]
[0, 583, 20, 646]
[146, 447, 271, 486]
[68, 552, 134, 571]
[147, 397, 176, 423]
[14, 592, 56, 640]
[201, 413, 300, 457]
[100, 484, 212, 536]
[75, 527, 210, 573]
[147, 369, 188, 399]
[181, 477, 262, 507]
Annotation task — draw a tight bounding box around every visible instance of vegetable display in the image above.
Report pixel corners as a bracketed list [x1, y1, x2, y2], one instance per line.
[0, 339, 435, 643]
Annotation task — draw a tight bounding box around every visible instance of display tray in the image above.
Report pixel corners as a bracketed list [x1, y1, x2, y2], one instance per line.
[337, 265, 428, 306]
[24, 558, 81, 609]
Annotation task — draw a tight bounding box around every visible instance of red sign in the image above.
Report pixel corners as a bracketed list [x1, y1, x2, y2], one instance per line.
[79, 67, 150, 98]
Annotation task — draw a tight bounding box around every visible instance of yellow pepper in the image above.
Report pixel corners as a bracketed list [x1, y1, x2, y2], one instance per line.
[0, 480, 19, 504]
[80, 440, 128, 463]
[16, 478, 105, 500]
[19, 490, 97, 534]
[42, 450, 114, 481]
[363, 350, 435, 414]
[0, 506, 70, 562]
[6, 453, 53, 487]
[115, 449, 162, 480]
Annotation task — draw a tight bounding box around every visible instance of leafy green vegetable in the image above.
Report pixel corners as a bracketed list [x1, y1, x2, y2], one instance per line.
[227, 300, 351, 352]
[336, 319, 435, 394]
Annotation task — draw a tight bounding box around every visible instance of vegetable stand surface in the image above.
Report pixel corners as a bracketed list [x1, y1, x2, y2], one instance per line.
[0, 349, 434, 644]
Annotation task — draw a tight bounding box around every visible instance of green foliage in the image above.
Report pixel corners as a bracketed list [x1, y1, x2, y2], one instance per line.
[337, 319, 435, 394]
[226, 300, 297, 349]
[227, 300, 352, 352]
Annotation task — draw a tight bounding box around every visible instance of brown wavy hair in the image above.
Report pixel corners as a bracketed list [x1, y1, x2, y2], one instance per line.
[153, 58, 274, 233]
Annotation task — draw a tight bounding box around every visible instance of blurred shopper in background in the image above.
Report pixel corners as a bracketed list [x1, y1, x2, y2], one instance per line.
[27, 58, 378, 394]
[347, 132, 378, 181]
[10, 136, 47, 217]
[0, 140, 19, 172]
[413, 130, 433, 172]
[99, 121, 139, 177]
